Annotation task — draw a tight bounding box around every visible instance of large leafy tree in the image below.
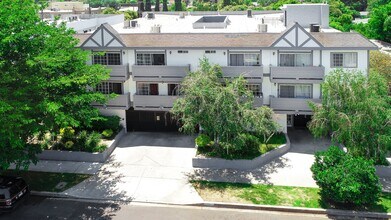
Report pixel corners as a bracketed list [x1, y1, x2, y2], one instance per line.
[171, 58, 278, 150]
[370, 51, 391, 93]
[0, 0, 109, 170]
[174, 0, 183, 11]
[308, 69, 391, 165]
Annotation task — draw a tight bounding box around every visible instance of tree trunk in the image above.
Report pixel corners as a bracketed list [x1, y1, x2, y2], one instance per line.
[162, 0, 168, 11]
[155, 0, 160, 11]
[174, 0, 182, 11]
[137, 0, 144, 17]
[145, 0, 152, 11]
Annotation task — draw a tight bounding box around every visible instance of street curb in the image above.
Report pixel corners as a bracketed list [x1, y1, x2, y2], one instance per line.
[190, 202, 391, 219]
[31, 191, 391, 219]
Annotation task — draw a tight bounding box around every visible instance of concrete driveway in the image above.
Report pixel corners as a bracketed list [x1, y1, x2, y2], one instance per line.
[63, 132, 203, 204]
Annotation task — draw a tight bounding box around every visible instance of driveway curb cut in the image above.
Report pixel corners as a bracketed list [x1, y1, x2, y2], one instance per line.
[31, 191, 391, 219]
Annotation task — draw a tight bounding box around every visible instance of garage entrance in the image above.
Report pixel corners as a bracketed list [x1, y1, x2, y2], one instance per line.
[287, 114, 312, 128]
[126, 109, 180, 132]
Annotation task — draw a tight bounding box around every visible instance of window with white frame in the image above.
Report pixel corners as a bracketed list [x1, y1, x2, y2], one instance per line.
[96, 82, 123, 94]
[93, 52, 121, 65]
[136, 53, 165, 65]
[331, 52, 357, 68]
[230, 53, 260, 66]
[246, 84, 262, 97]
[279, 52, 312, 67]
[279, 84, 312, 99]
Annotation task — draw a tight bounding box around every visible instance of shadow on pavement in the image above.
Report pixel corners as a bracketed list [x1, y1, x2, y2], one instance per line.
[116, 132, 196, 149]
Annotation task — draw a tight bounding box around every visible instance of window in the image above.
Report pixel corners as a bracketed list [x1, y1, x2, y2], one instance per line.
[230, 53, 260, 66]
[92, 52, 121, 65]
[205, 50, 216, 54]
[178, 50, 188, 54]
[136, 83, 159, 95]
[96, 82, 123, 94]
[279, 53, 311, 67]
[136, 53, 165, 65]
[279, 84, 312, 98]
[168, 84, 181, 96]
[331, 52, 357, 68]
[246, 84, 262, 97]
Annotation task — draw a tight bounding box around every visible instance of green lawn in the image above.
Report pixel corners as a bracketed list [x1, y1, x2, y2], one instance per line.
[192, 181, 391, 213]
[3, 170, 91, 192]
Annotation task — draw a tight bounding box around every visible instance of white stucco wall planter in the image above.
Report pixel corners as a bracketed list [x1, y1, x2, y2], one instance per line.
[192, 133, 290, 170]
[37, 128, 126, 163]
[375, 163, 391, 178]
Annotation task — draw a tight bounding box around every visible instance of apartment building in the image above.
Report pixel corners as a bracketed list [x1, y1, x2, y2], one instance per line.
[74, 4, 377, 133]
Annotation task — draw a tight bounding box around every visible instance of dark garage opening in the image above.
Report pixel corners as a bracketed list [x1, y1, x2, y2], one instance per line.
[126, 109, 180, 132]
[293, 115, 312, 128]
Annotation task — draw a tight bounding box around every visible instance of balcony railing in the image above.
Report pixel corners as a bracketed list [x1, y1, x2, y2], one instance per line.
[253, 97, 264, 107]
[133, 95, 179, 111]
[221, 66, 263, 83]
[107, 65, 130, 81]
[270, 66, 325, 83]
[270, 96, 321, 115]
[92, 93, 131, 110]
[132, 65, 190, 82]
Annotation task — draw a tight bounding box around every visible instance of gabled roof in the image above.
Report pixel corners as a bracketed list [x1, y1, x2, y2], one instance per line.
[80, 23, 126, 48]
[74, 23, 377, 50]
[271, 22, 323, 48]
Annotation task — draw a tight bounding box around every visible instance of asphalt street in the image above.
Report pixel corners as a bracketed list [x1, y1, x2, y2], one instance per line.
[0, 196, 387, 220]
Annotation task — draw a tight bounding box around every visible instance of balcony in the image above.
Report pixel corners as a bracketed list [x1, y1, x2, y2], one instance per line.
[270, 66, 325, 83]
[270, 96, 321, 115]
[92, 93, 131, 110]
[133, 95, 179, 111]
[221, 66, 263, 83]
[253, 97, 264, 107]
[107, 65, 130, 81]
[132, 65, 190, 82]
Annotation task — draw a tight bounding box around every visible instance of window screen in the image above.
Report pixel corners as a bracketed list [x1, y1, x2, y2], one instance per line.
[93, 52, 121, 65]
[96, 82, 123, 94]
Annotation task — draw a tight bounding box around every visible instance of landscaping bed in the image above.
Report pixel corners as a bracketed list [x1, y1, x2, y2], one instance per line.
[192, 181, 391, 213]
[3, 170, 90, 192]
[193, 133, 289, 170]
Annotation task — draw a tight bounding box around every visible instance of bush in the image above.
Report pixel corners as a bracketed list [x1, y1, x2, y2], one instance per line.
[196, 134, 212, 152]
[102, 129, 114, 138]
[60, 127, 75, 140]
[91, 115, 121, 133]
[311, 146, 382, 207]
[240, 133, 260, 156]
[260, 143, 275, 154]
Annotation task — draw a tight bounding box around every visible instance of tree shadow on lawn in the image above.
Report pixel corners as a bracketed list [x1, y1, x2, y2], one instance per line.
[62, 156, 134, 204]
[186, 156, 290, 185]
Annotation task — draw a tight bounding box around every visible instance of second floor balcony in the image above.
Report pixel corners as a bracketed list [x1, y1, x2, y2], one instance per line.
[270, 66, 325, 83]
[221, 66, 263, 83]
[270, 96, 321, 115]
[106, 65, 130, 81]
[133, 94, 179, 111]
[132, 65, 191, 82]
[92, 93, 131, 110]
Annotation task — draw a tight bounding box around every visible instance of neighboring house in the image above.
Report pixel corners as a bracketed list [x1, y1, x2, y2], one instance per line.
[74, 4, 377, 133]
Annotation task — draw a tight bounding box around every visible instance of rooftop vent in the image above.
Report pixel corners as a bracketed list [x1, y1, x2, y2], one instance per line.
[124, 20, 130, 28]
[131, 20, 138, 28]
[310, 24, 320, 32]
[247, 9, 252, 18]
[179, 12, 186, 19]
[193, 16, 228, 29]
[257, 23, 267, 33]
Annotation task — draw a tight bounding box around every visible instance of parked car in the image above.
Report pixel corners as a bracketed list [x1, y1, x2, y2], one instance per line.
[0, 176, 30, 212]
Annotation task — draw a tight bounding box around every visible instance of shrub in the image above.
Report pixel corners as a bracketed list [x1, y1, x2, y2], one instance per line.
[260, 143, 276, 154]
[91, 115, 121, 133]
[240, 133, 260, 156]
[60, 127, 75, 140]
[102, 129, 114, 139]
[195, 134, 212, 147]
[311, 146, 381, 207]
[64, 141, 74, 149]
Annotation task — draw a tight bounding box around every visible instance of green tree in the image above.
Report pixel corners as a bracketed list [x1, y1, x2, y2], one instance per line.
[162, 0, 168, 11]
[367, 0, 389, 11]
[308, 69, 391, 165]
[174, 0, 183, 11]
[370, 51, 391, 92]
[171, 58, 279, 155]
[155, 0, 160, 11]
[123, 10, 138, 20]
[145, 0, 152, 11]
[0, 0, 109, 171]
[367, 2, 391, 43]
[102, 7, 120, 14]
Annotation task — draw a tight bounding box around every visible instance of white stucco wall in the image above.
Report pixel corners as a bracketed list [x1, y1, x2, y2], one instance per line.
[273, 114, 287, 133]
[166, 49, 228, 71]
[322, 50, 368, 75]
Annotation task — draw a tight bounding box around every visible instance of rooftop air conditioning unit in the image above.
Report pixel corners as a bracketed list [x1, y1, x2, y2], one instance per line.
[131, 20, 138, 28]
[179, 12, 185, 19]
[147, 12, 155, 19]
[124, 20, 130, 28]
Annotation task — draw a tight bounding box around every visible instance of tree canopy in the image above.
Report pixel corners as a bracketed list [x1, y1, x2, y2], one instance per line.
[171, 58, 279, 155]
[308, 69, 391, 165]
[0, 0, 109, 171]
